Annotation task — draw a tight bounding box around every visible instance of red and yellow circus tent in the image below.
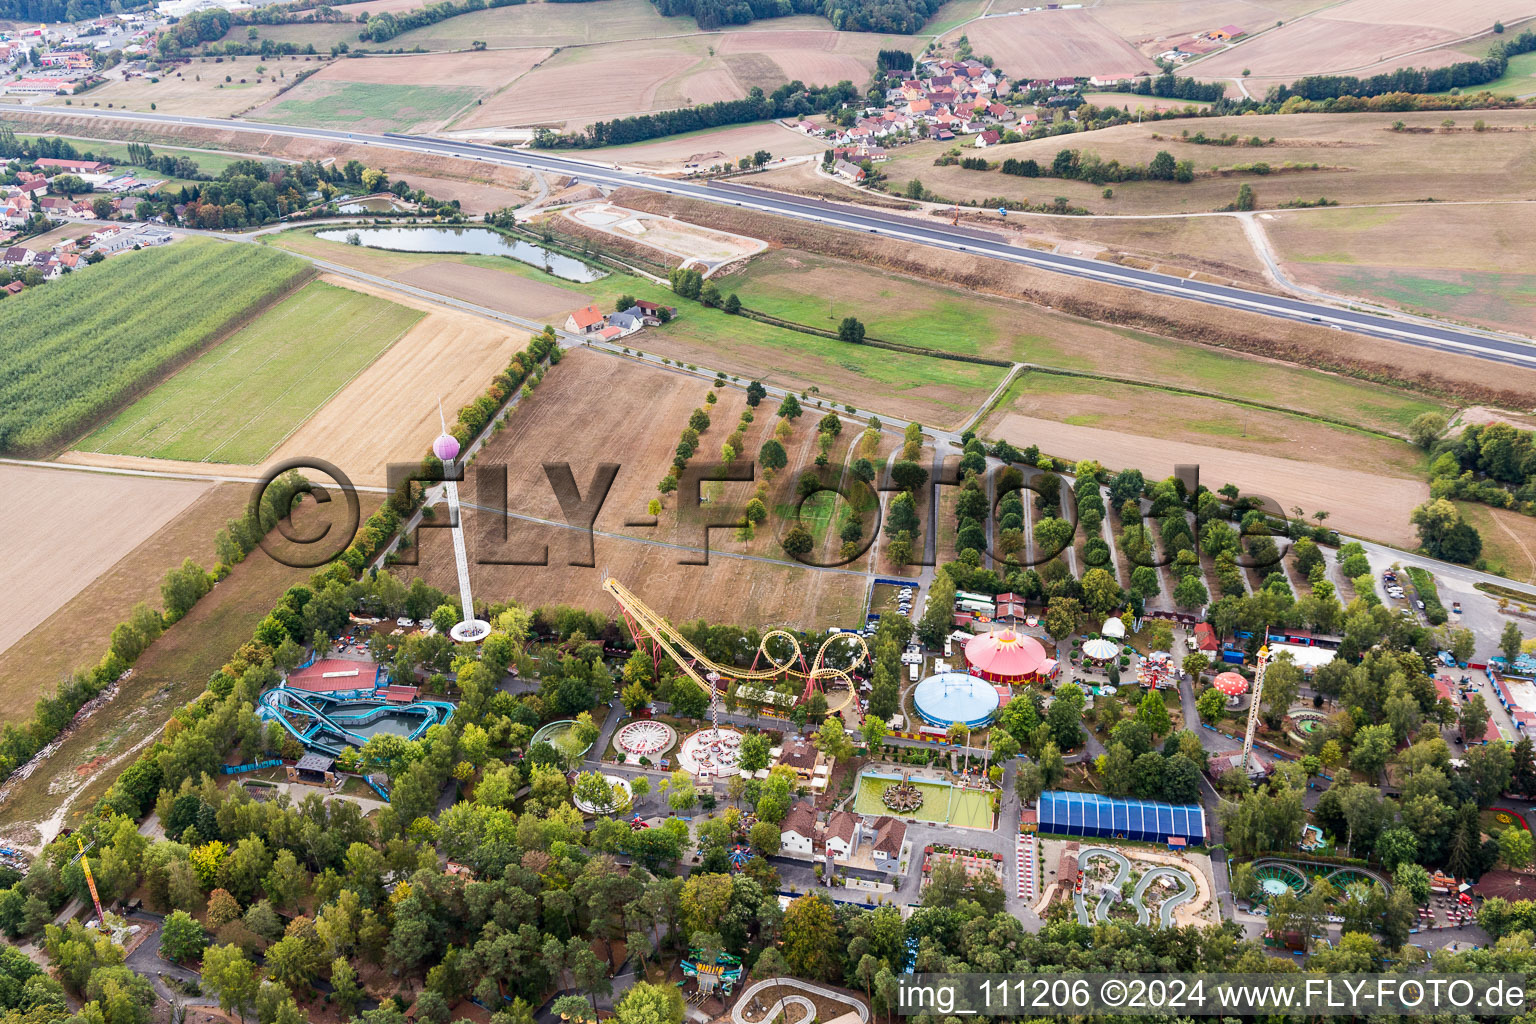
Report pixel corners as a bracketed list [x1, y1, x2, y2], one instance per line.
[963, 628, 1057, 684]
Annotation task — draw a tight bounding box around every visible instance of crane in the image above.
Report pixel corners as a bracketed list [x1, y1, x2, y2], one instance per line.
[602, 578, 868, 727]
[77, 837, 106, 930]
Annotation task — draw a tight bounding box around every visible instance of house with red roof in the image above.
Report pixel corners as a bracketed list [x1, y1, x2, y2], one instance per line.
[564, 304, 606, 334]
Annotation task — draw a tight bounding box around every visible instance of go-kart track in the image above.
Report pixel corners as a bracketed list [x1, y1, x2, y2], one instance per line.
[1074, 846, 1198, 929]
[259, 686, 456, 756]
[6, 105, 1536, 372]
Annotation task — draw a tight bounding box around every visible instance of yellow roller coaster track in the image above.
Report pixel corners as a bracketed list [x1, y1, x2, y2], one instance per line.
[602, 577, 867, 714]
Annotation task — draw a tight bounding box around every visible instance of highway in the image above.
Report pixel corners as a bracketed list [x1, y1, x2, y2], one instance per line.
[8, 104, 1536, 369]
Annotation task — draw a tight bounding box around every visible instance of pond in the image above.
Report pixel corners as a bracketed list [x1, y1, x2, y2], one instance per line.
[338, 196, 407, 214]
[316, 225, 607, 282]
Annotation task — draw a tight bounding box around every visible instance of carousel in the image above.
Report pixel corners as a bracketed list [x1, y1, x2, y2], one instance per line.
[677, 726, 746, 778]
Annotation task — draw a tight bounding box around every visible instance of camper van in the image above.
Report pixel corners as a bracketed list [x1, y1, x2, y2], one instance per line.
[909, 661, 920, 681]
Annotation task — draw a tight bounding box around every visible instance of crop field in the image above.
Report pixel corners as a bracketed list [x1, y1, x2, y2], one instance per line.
[0, 239, 310, 457]
[261, 274, 528, 486]
[0, 467, 213, 672]
[78, 281, 422, 465]
[10, 133, 257, 180]
[455, 30, 905, 131]
[981, 371, 1428, 544]
[0, 492, 378, 841]
[42, 55, 324, 117]
[247, 49, 545, 131]
[876, 109, 1536, 216]
[1187, 0, 1527, 86]
[1261, 204, 1536, 335]
[964, 9, 1154, 79]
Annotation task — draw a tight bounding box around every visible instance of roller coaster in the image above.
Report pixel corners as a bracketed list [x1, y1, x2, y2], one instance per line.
[1248, 858, 1390, 904]
[602, 577, 868, 717]
[258, 687, 456, 757]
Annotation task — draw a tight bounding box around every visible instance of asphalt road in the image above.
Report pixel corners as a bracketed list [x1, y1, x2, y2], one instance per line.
[7, 105, 1536, 370]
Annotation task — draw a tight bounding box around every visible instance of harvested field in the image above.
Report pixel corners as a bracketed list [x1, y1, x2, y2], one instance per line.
[457, 31, 902, 131]
[1190, 0, 1528, 83]
[249, 81, 482, 132]
[385, 0, 681, 49]
[981, 407, 1428, 546]
[1261, 204, 1536, 335]
[1087, 0, 1326, 54]
[743, 160, 921, 207]
[588, 122, 826, 169]
[0, 109, 540, 200]
[875, 109, 1536, 216]
[79, 280, 423, 465]
[0, 466, 212, 673]
[966, 10, 1154, 79]
[398, 347, 868, 627]
[42, 56, 325, 117]
[394, 262, 590, 319]
[614, 187, 1536, 411]
[0, 493, 377, 841]
[271, 275, 531, 486]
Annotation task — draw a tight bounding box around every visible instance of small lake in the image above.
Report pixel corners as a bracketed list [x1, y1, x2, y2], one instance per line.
[316, 225, 607, 282]
[337, 196, 407, 214]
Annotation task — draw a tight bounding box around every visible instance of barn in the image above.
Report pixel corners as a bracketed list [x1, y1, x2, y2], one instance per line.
[1036, 791, 1206, 845]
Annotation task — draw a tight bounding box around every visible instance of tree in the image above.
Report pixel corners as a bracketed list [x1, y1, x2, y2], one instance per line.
[814, 717, 855, 762]
[1394, 862, 1432, 905]
[837, 317, 866, 344]
[1136, 691, 1171, 738]
[778, 394, 802, 420]
[759, 439, 788, 472]
[1046, 683, 1085, 749]
[781, 525, 814, 558]
[1350, 723, 1395, 778]
[861, 715, 888, 749]
[1411, 498, 1483, 564]
[745, 381, 767, 407]
[748, 820, 781, 856]
[202, 944, 258, 1022]
[1409, 411, 1448, 448]
[666, 769, 697, 811]
[1502, 622, 1523, 665]
[614, 982, 685, 1024]
[723, 293, 741, 315]
[890, 460, 928, 493]
[1173, 575, 1209, 610]
[159, 910, 206, 963]
[780, 895, 839, 981]
[1044, 596, 1081, 642]
[1375, 827, 1418, 871]
[1498, 826, 1533, 869]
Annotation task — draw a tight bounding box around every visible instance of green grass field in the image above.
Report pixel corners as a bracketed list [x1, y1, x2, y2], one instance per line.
[11, 134, 257, 180]
[253, 81, 480, 131]
[854, 772, 993, 828]
[1438, 50, 1536, 97]
[80, 281, 422, 464]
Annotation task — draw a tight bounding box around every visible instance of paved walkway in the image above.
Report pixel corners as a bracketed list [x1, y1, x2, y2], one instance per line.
[732, 979, 869, 1024]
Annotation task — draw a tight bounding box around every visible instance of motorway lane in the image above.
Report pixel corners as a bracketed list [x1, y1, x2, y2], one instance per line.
[8, 105, 1536, 369]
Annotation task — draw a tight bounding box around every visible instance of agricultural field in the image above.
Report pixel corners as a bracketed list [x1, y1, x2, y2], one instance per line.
[1084, 0, 1329, 57]
[10, 133, 259, 181]
[1442, 47, 1536, 96]
[0, 466, 213, 672]
[963, 9, 1155, 79]
[980, 375, 1429, 546]
[246, 49, 545, 132]
[42, 55, 325, 117]
[1459, 502, 1536, 583]
[77, 281, 423, 465]
[0, 492, 377, 842]
[395, 347, 869, 628]
[1186, 0, 1527, 87]
[0, 238, 310, 457]
[1259, 204, 1536, 335]
[269, 276, 531, 487]
[875, 109, 1536, 216]
[584, 122, 826, 169]
[725, 248, 1447, 435]
[454, 29, 909, 132]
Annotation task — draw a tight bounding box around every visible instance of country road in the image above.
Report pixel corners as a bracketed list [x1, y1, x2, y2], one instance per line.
[5, 105, 1536, 370]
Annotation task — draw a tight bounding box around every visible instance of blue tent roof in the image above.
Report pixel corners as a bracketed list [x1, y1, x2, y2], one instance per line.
[1036, 790, 1205, 843]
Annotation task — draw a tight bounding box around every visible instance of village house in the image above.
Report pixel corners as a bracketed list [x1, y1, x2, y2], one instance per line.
[780, 803, 817, 856]
[607, 310, 644, 335]
[776, 735, 825, 780]
[823, 810, 861, 861]
[564, 304, 606, 334]
[974, 130, 1002, 148]
[1208, 24, 1244, 40]
[832, 159, 866, 182]
[869, 816, 907, 868]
